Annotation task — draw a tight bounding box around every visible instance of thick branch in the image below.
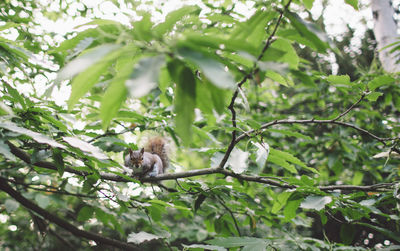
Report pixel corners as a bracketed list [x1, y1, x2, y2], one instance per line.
[7, 141, 396, 192]
[0, 178, 138, 250]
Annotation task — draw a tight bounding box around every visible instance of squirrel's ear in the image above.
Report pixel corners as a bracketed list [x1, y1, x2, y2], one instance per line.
[140, 148, 144, 154]
[129, 148, 133, 155]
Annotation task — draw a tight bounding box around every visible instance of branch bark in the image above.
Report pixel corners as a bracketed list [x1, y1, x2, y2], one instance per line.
[0, 177, 139, 251]
[219, 0, 293, 170]
[7, 141, 396, 192]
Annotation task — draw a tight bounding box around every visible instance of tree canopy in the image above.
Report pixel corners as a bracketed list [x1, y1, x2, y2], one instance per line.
[0, 0, 399, 250]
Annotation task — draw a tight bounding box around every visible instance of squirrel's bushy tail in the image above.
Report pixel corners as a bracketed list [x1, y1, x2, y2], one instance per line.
[145, 137, 169, 173]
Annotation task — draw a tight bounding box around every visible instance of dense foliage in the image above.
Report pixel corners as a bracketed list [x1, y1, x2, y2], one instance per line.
[1, 0, 399, 250]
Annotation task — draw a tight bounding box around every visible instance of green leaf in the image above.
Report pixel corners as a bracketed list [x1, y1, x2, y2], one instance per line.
[262, 39, 299, 69]
[268, 129, 312, 141]
[35, 194, 50, 209]
[131, 13, 153, 41]
[67, 59, 113, 109]
[352, 171, 364, 185]
[253, 142, 269, 169]
[0, 141, 16, 161]
[0, 101, 14, 116]
[300, 196, 332, 211]
[100, 56, 134, 129]
[268, 154, 297, 174]
[265, 71, 289, 86]
[178, 47, 236, 90]
[0, 122, 66, 149]
[127, 231, 162, 244]
[227, 148, 249, 174]
[242, 242, 267, 251]
[284, 199, 302, 220]
[182, 244, 226, 251]
[286, 11, 330, 53]
[168, 60, 196, 145]
[271, 192, 291, 214]
[4, 83, 26, 109]
[58, 44, 120, 80]
[327, 75, 351, 85]
[231, 10, 276, 48]
[206, 237, 267, 248]
[77, 206, 94, 222]
[154, 6, 199, 36]
[53, 148, 64, 176]
[368, 75, 395, 91]
[345, 0, 358, 10]
[63, 136, 107, 159]
[366, 92, 383, 102]
[269, 148, 317, 174]
[0, 41, 32, 61]
[75, 19, 123, 29]
[0, 22, 20, 31]
[5, 199, 19, 213]
[302, 0, 315, 9]
[125, 55, 165, 98]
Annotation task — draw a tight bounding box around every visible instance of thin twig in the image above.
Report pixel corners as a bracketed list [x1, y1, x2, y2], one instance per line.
[218, 0, 293, 170]
[3, 178, 98, 199]
[331, 93, 366, 121]
[216, 195, 242, 236]
[234, 119, 398, 146]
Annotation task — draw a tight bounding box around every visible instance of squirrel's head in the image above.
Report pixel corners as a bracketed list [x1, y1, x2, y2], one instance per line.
[129, 148, 144, 168]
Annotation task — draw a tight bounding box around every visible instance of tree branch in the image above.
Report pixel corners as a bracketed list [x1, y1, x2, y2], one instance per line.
[219, 0, 293, 170]
[0, 177, 139, 251]
[235, 118, 398, 146]
[7, 141, 396, 192]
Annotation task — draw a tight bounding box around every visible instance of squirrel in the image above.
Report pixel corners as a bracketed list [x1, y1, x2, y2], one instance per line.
[124, 137, 168, 177]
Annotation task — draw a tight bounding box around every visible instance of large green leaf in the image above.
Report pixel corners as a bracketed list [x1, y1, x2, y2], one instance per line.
[286, 11, 330, 53]
[284, 199, 302, 220]
[35, 194, 51, 209]
[268, 154, 297, 174]
[327, 74, 351, 85]
[178, 47, 236, 90]
[125, 55, 165, 98]
[0, 141, 16, 161]
[167, 60, 196, 144]
[231, 9, 276, 47]
[206, 237, 268, 248]
[153, 6, 199, 36]
[227, 148, 249, 174]
[63, 136, 107, 159]
[368, 75, 395, 91]
[0, 122, 66, 149]
[77, 206, 94, 222]
[300, 196, 332, 211]
[270, 148, 318, 174]
[100, 56, 136, 129]
[183, 244, 226, 251]
[67, 60, 113, 109]
[58, 44, 120, 80]
[4, 83, 26, 109]
[0, 101, 13, 116]
[127, 231, 162, 244]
